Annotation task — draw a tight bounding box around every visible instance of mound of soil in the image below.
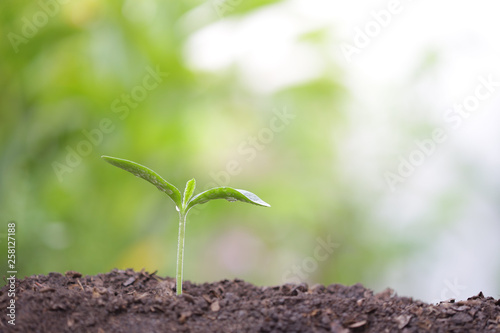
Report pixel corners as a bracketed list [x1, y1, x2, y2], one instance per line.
[1, 269, 499, 332]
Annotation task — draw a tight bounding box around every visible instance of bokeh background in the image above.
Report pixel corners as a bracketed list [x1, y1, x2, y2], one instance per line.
[1, 0, 499, 302]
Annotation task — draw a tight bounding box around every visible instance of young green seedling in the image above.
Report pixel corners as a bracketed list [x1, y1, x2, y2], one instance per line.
[101, 155, 270, 295]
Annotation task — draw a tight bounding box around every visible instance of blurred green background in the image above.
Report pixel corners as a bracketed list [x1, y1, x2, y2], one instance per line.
[1, 0, 499, 301]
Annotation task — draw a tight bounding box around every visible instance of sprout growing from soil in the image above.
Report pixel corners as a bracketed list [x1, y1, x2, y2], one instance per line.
[101, 155, 270, 295]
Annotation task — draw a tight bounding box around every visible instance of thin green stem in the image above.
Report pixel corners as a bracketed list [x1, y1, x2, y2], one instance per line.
[176, 211, 187, 295]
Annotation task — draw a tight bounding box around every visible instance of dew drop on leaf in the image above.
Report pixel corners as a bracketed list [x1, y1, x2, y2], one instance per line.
[175, 206, 180, 212]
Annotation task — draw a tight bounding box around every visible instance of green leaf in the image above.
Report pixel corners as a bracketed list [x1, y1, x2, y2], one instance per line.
[186, 187, 270, 212]
[101, 156, 182, 208]
[182, 178, 196, 210]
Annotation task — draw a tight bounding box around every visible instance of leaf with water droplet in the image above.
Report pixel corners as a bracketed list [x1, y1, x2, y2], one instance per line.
[101, 155, 182, 208]
[186, 187, 270, 212]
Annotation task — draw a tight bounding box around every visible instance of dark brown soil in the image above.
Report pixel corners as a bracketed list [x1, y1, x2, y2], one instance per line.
[1, 269, 499, 332]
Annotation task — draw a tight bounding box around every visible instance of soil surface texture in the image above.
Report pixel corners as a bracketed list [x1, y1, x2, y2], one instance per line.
[1, 269, 499, 332]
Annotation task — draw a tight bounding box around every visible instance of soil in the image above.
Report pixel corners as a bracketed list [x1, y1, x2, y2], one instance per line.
[1, 269, 499, 332]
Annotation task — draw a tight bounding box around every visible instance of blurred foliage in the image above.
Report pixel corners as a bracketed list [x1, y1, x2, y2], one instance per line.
[1, 0, 439, 291]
